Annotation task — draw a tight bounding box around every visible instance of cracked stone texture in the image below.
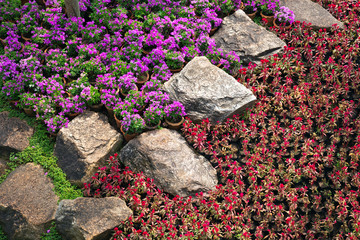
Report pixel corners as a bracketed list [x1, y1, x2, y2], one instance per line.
[212, 9, 286, 65]
[280, 0, 344, 30]
[0, 163, 58, 240]
[54, 111, 123, 187]
[163, 56, 256, 124]
[120, 128, 218, 197]
[0, 111, 34, 158]
[55, 197, 132, 240]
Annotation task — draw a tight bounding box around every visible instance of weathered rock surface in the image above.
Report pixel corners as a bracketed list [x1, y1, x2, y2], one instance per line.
[163, 56, 256, 124]
[120, 128, 218, 197]
[279, 0, 344, 30]
[0, 111, 34, 158]
[212, 10, 286, 65]
[0, 157, 8, 176]
[0, 163, 58, 240]
[54, 111, 123, 187]
[55, 197, 132, 240]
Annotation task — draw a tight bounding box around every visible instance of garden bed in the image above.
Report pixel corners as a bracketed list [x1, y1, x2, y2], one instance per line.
[0, 0, 359, 239]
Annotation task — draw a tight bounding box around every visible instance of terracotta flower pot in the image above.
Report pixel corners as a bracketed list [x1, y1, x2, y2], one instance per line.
[89, 103, 104, 112]
[273, 19, 292, 30]
[66, 112, 81, 120]
[260, 11, 274, 27]
[120, 125, 139, 142]
[105, 105, 114, 118]
[21, 33, 32, 42]
[144, 120, 161, 132]
[136, 71, 149, 88]
[209, 27, 218, 36]
[245, 10, 258, 20]
[114, 113, 122, 129]
[165, 116, 185, 131]
[120, 85, 138, 98]
[169, 64, 184, 73]
[23, 107, 36, 117]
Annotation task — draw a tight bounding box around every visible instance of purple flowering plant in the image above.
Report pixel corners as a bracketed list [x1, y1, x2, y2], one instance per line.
[67, 73, 90, 97]
[258, 0, 280, 15]
[64, 16, 85, 37]
[31, 27, 51, 47]
[95, 73, 117, 89]
[79, 85, 101, 106]
[143, 101, 164, 127]
[243, 0, 258, 13]
[33, 95, 56, 120]
[144, 90, 170, 106]
[141, 79, 162, 92]
[100, 88, 119, 108]
[1, 79, 25, 101]
[18, 92, 41, 109]
[164, 50, 185, 69]
[58, 95, 87, 114]
[44, 48, 68, 76]
[275, 6, 295, 24]
[120, 113, 145, 134]
[164, 101, 186, 122]
[0, 22, 16, 40]
[77, 43, 98, 60]
[44, 113, 69, 133]
[119, 72, 138, 94]
[82, 21, 107, 43]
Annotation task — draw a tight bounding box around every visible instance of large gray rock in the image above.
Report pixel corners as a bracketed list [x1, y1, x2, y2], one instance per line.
[279, 0, 344, 30]
[120, 128, 218, 197]
[55, 197, 132, 240]
[163, 56, 256, 124]
[54, 111, 123, 187]
[212, 10, 286, 65]
[0, 111, 34, 158]
[0, 163, 58, 240]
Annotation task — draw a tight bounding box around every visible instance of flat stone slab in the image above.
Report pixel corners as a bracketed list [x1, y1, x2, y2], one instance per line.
[120, 128, 218, 197]
[212, 10, 286, 65]
[279, 0, 344, 30]
[0, 163, 58, 240]
[54, 111, 123, 187]
[55, 197, 132, 240]
[163, 56, 256, 124]
[0, 111, 34, 158]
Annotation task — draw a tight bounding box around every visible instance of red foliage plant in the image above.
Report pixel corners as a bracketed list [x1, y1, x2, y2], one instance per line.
[83, 1, 360, 239]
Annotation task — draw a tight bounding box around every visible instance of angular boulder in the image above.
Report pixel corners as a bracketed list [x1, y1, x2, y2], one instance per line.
[120, 128, 218, 197]
[55, 197, 132, 240]
[279, 0, 344, 30]
[163, 56, 256, 124]
[0, 111, 34, 158]
[212, 10, 286, 65]
[54, 111, 123, 187]
[0, 163, 58, 240]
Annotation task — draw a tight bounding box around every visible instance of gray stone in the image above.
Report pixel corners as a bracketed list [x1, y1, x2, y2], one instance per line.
[279, 0, 344, 30]
[120, 128, 218, 197]
[212, 10, 286, 65]
[0, 157, 8, 176]
[0, 163, 58, 240]
[54, 111, 123, 187]
[0, 111, 34, 158]
[163, 56, 256, 124]
[55, 197, 132, 240]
